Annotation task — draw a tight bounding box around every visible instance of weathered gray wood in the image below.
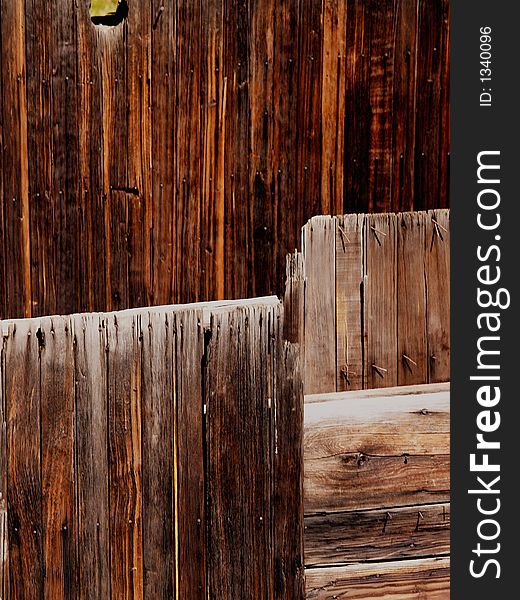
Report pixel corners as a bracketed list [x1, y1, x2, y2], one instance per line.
[176, 309, 206, 599]
[305, 557, 450, 599]
[397, 212, 428, 385]
[303, 216, 336, 394]
[304, 387, 450, 512]
[365, 213, 398, 389]
[426, 209, 450, 382]
[141, 311, 175, 598]
[305, 502, 450, 566]
[335, 214, 364, 391]
[73, 314, 110, 599]
[284, 251, 305, 345]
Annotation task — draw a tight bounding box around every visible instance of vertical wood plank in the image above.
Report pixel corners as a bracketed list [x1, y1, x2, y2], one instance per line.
[249, 0, 275, 296]
[273, 0, 299, 295]
[392, 0, 419, 212]
[397, 212, 428, 385]
[206, 309, 243, 599]
[321, 0, 346, 216]
[176, 309, 206, 599]
[150, 0, 175, 307]
[73, 314, 110, 599]
[25, 0, 53, 317]
[0, 0, 31, 318]
[5, 321, 43, 597]
[176, 0, 202, 303]
[107, 314, 143, 599]
[344, 0, 371, 213]
[200, 0, 225, 301]
[0, 333, 8, 599]
[273, 338, 305, 599]
[40, 317, 76, 598]
[126, 0, 152, 309]
[367, 0, 397, 213]
[141, 311, 175, 598]
[297, 0, 323, 221]
[51, 0, 80, 316]
[365, 213, 397, 388]
[415, 0, 450, 209]
[336, 214, 364, 391]
[426, 209, 450, 382]
[223, 0, 251, 299]
[303, 216, 336, 394]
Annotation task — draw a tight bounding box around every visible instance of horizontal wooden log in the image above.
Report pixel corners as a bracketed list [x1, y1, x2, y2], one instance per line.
[304, 503, 450, 566]
[305, 557, 450, 599]
[304, 385, 450, 512]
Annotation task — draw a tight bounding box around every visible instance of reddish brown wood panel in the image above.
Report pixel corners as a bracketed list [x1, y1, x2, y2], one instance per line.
[0, 0, 449, 320]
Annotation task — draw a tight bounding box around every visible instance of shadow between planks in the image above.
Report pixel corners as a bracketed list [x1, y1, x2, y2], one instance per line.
[0, 297, 304, 599]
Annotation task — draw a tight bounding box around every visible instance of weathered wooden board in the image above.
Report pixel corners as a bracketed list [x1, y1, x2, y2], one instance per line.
[73, 314, 110, 599]
[304, 386, 450, 513]
[305, 502, 450, 566]
[0, 1, 449, 320]
[176, 309, 206, 598]
[305, 557, 450, 599]
[397, 212, 427, 385]
[4, 321, 43, 597]
[335, 214, 364, 391]
[141, 311, 175, 598]
[426, 209, 450, 382]
[0, 298, 303, 598]
[40, 317, 76, 598]
[365, 213, 398, 389]
[303, 217, 336, 395]
[297, 210, 450, 394]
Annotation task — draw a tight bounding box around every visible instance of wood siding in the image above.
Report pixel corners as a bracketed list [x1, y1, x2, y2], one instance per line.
[0, 0, 449, 320]
[303, 384, 450, 598]
[300, 209, 450, 395]
[0, 298, 304, 599]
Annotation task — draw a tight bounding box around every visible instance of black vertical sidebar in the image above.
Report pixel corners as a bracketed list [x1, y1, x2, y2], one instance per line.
[452, 1, 518, 597]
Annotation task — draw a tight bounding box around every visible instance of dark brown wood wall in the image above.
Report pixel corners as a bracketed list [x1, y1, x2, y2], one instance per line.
[0, 0, 449, 319]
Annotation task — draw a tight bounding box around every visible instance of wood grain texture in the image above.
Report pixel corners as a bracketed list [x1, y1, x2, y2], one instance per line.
[4, 321, 43, 598]
[141, 311, 175, 599]
[0, 1, 449, 320]
[0, 331, 7, 598]
[305, 557, 450, 599]
[335, 214, 364, 391]
[274, 340, 306, 599]
[176, 310, 206, 599]
[305, 502, 450, 566]
[365, 214, 397, 389]
[303, 217, 336, 395]
[73, 314, 110, 599]
[1, 298, 304, 598]
[397, 212, 427, 385]
[426, 210, 450, 382]
[107, 314, 144, 598]
[39, 317, 75, 598]
[304, 387, 449, 513]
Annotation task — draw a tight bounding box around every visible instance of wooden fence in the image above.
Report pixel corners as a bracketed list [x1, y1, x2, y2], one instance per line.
[0, 298, 304, 599]
[304, 383, 450, 598]
[293, 209, 450, 395]
[0, 0, 449, 320]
